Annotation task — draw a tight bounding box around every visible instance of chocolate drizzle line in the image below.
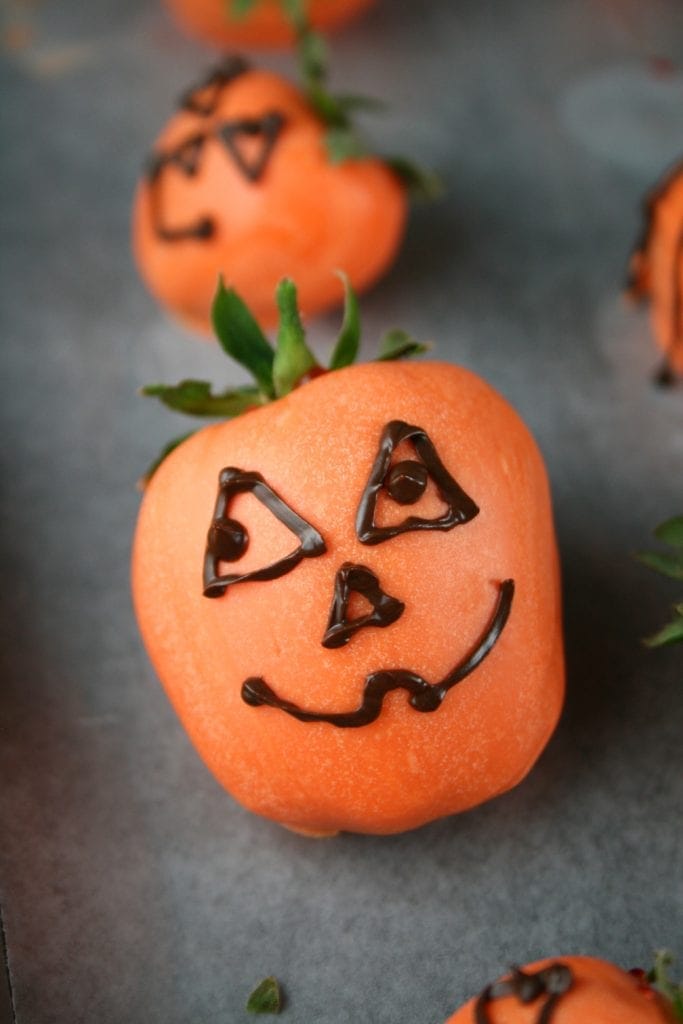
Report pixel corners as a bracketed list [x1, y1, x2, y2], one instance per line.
[628, 159, 683, 385]
[356, 421, 480, 545]
[474, 963, 574, 1024]
[242, 579, 514, 728]
[203, 468, 326, 598]
[179, 57, 250, 116]
[321, 563, 405, 649]
[144, 60, 286, 242]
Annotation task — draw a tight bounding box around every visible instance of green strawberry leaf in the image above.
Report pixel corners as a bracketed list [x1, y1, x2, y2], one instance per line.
[643, 610, 683, 648]
[228, 0, 260, 17]
[636, 551, 683, 581]
[272, 278, 319, 397]
[324, 126, 368, 163]
[385, 156, 444, 200]
[328, 272, 360, 370]
[246, 976, 282, 1014]
[141, 380, 263, 418]
[138, 432, 196, 489]
[654, 515, 683, 549]
[282, 0, 307, 27]
[297, 24, 327, 83]
[648, 952, 683, 1019]
[211, 278, 275, 399]
[334, 93, 386, 115]
[376, 328, 430, 362]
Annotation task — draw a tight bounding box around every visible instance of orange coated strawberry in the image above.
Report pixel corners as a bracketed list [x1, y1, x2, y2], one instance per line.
[132, 280, 564, 835]
[628, 159, 683, 383]
[132, 57, 409, 333]
[165, 0, 376, 49]
[445, 956, 680, 1024]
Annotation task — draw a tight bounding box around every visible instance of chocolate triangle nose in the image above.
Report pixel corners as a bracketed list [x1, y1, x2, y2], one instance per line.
[322, 563, 404, 650]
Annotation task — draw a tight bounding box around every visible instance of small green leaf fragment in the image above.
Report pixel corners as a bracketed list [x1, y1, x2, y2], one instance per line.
[643, 613, 683, 648]
[324, 126, 368, 163]
[138, 432, 196, 490]
[272, 279, 318, 397]
[297, 25, 327, 85]
[246, 976, 282, 1014]
[211, 278, 275, 399]
[635, 551, 683, 581]
[283, 0, 308, 29]
[328, 272, 360, 370]
[649, 952, 683, 1019]
[333, 93, 386, 115]
[228, 0, 260, 18]
[141, 380, 262, 418]
[376, 329, 430, 362]
[385, 157, 443, 201]
[654, 515, 683, 549]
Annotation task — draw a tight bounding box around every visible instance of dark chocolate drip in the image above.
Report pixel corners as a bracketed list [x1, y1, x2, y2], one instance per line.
[474, 963, 573, 1024]
[321, 563, 405, 649]
[241, 579, 514, 728]
[356, 421, 479, 546]
[203, 468, 326, 597]
[179, 57, 250, 116]
[217, 112, 286, 182]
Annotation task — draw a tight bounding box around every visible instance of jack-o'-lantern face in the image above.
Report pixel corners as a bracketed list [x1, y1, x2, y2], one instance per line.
[132, 361, 564, 834]
[202, 420, 514, 728]
[132, 59, 407, 331]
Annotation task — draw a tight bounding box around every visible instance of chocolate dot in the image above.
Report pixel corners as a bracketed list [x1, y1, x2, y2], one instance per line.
[207, 517, 248, 561]
[385, 460, 428, 505]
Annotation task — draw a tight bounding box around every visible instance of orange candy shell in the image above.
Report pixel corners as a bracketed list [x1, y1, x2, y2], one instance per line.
[630, 163, 683, 375]
[164, 0, 377, 49]
[445, 956, 678, 1024]
[132, 361, 564, 835]
[132, 70, 407, 332]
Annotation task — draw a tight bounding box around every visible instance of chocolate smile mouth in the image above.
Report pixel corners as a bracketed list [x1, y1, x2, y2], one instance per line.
[241, 579, 515, 728]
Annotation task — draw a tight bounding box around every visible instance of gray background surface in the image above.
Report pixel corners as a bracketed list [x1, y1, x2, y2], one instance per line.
[1, 0, 683, 1021]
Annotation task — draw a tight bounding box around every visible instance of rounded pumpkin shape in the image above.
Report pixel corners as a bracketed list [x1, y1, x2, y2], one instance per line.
[445, 956, 678, 1024]
[629, 158, 683, 379]
[164, 0, 377, 49]
[132, 361, 564, 835]
[132, 62, 406, 332]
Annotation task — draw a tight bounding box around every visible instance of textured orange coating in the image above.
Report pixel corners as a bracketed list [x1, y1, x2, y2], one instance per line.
[445, 956, 677, 1024]
[629, 160, 683, 376]
[132, 361, 564, 835]
[132, 69, 406, 333]
[165, 0, 376, 48]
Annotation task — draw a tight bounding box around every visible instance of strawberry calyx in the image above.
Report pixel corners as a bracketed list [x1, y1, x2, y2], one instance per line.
[139, 274, 429, 486]
[229, 0, 440, 197]
[636, 517, 683, 647]
[294, 17, 441, 199]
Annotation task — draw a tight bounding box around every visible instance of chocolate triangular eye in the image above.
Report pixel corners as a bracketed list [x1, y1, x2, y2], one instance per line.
[321, 564, 404, 649]
[355, 420, 479, 545]
[179, 57, 250, 116]
[217, 112, 285, 183]
[203, 468, 325, 598]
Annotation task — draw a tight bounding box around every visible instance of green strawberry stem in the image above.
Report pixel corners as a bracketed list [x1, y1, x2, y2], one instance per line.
[637, 515, 683, 647]
[139, 275, 429, 485]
